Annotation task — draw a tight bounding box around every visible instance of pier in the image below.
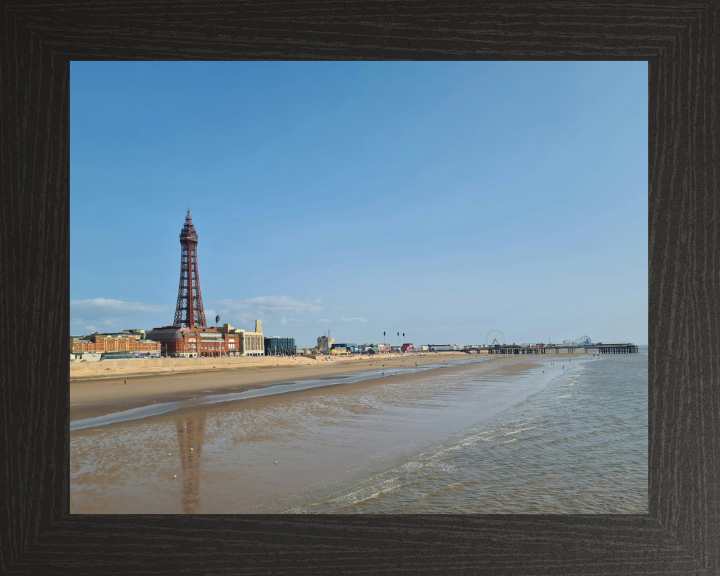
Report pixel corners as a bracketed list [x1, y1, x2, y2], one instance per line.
[484, 343, 639, 355]
[486, 345, 548, 355]
[590, 343, 639, 354]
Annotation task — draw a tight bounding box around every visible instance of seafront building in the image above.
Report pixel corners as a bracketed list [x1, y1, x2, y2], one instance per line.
[331, 342, 357, 353]
[71, 330, 160, 360]
[264, 336, 296, 356]
[144, 325, 237, 358]
[219, 320, 265, 356]
[429, 344, 463, 351]
[144, 321, 265, 358]
[142, 321, 265, 358]
[317, 335, 335, 354]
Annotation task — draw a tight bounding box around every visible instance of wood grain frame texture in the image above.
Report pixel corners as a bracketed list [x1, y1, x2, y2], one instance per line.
[0, 1, 717, 574]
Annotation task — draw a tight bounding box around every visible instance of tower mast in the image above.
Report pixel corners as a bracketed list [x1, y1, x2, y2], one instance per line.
[173, 207, 207, 328]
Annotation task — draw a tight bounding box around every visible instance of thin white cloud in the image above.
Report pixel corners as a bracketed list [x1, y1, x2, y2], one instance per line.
[280, 317, 287, 325]
[70, 298, 167, 315]
[214, 296, 323, 314]
[340, 316, 368, 323]
[318, 318, 331, 323]
[237, 312, 255, 324]
[70, 299, 169, 333]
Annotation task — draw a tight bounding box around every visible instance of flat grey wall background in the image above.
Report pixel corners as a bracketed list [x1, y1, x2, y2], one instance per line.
[1, 1, 718, 574]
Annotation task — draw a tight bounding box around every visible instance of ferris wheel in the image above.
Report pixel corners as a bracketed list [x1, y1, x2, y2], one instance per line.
[486, 330, 505, 346]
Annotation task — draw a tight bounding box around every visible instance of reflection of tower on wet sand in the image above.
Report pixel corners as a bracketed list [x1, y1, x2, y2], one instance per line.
[175, 414, 207, 514]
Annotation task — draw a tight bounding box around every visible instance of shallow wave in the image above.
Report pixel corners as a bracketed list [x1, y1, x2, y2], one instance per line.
[493, 434, 545, 448]
[499, 425, 547, 437]
[278, 351, 648, 514]
[419, 481, 479, 500]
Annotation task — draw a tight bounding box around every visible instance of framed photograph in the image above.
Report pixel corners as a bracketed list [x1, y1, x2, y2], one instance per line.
[3, 2, 717, 574]
[68, 60, 648, 518]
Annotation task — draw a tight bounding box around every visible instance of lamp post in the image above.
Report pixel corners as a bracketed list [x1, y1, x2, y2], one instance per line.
[383, 331, 385, 353]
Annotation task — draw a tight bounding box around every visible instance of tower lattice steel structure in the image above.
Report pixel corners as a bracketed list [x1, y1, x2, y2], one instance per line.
[173, 207, 207, 328]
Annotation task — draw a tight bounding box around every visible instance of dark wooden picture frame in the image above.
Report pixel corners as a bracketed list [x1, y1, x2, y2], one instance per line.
[2, 2, 717, 573]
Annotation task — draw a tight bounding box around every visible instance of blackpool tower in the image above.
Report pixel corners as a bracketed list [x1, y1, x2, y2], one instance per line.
[173, 206, 207, 328]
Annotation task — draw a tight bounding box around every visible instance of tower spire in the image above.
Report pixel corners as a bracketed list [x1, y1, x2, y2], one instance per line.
[173, 208, 207, 328]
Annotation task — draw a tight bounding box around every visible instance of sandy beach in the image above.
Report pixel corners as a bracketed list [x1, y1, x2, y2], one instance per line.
[69, 351, 590, 429]
[72, 352, 478, 406]
[70, 350, 585, 409]
[71, 353, 567, 513]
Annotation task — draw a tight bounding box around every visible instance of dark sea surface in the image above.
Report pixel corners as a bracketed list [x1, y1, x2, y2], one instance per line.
[280, 346, 648, 513]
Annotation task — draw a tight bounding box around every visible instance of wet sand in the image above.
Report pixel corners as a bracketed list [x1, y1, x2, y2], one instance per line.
[71, 352, 480, 415]
[71, 356, 522, 425]
[70, 354, 580, 514]
[70, 351, 583, 416]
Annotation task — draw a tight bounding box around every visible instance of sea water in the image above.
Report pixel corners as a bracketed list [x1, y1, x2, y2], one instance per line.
[280, 347, 648, 513]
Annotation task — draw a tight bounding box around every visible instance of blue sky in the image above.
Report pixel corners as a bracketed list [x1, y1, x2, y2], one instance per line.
[71, 62, 648, 347]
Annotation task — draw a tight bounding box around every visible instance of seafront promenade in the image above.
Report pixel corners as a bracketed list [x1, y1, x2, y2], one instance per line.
[70, 348, 599, 380]
[70, 351, 450, 381]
